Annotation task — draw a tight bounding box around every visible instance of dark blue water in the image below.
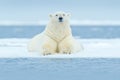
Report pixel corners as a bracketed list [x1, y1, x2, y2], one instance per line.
[0, 58, 120, 80]
[0, 25, 120, 38]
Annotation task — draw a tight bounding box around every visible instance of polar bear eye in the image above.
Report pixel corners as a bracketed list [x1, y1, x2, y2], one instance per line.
[63, 14, 65, 16]
[56, 14, 58, 16]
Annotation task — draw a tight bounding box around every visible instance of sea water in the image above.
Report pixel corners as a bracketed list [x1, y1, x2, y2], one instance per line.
[0, 58, 120, 80]
[0, 25, 120, 38]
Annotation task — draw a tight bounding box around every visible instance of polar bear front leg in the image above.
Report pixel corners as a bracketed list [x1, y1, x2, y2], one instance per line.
[41, 36, 57, 55]
[58, 36, 74, 54]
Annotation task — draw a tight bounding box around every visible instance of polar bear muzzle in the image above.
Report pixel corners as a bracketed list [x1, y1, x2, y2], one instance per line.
[59, 17, 63, 22]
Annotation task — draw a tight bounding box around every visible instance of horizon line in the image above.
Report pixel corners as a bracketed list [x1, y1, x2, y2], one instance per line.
[0, 20, 120, 26]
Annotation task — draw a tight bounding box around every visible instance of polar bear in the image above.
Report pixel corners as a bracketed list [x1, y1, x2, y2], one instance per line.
[28, 11, 83, 55]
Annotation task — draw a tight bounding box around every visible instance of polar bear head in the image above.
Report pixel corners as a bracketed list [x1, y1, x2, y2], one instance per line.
[49, 11, 71, 23]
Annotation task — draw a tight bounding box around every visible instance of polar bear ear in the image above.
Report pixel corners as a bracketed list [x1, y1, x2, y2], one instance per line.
[49, 14, 53, 17]
[67, 13, 71, 17]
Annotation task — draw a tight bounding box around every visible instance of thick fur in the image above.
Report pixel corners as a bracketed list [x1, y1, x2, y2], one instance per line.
[28, 12, 83, 55]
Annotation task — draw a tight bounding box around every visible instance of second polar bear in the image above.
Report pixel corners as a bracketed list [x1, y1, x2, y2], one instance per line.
[28, 11, 83, 55]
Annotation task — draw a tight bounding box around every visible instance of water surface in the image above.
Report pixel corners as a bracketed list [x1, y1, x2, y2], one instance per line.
[0, 25, 120, 38]
[0, 58, 120, 80]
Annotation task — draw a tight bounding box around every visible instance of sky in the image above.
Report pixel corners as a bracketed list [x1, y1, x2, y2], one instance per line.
[0, 0, 120, 23]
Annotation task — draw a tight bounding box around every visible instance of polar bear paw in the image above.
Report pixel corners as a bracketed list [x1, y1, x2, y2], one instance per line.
[59, 47, 73, 54]
[61, 50, 72, 54]
[41, 43, 56, 56]
[42, 48, 52, 56]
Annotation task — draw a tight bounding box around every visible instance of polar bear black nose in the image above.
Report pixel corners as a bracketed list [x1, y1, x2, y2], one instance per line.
[59, 17, 63, 22]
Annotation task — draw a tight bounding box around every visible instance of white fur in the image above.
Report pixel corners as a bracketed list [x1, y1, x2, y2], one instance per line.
[28, 11, 83, 55]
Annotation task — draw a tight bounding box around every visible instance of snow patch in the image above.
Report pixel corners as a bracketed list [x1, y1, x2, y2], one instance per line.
[0, 38, 120, 58]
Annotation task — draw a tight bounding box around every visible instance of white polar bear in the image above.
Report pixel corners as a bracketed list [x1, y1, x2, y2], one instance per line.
[28, 11, 83, 55]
